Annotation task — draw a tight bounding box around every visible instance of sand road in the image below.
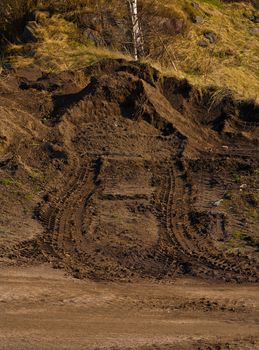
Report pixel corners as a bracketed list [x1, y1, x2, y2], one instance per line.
[0, 265, 258, 350]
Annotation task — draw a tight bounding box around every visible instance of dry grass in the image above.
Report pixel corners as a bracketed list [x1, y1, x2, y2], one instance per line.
[0, 0, 37, 31]
[8, 15, 129, 72]
[153, 1, 259, 102]
[4, 0, 259, 101]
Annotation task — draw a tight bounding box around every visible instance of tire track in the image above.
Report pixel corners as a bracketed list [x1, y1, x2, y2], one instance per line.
[40, 158, 97, 263]
[157, 159, 258, 281]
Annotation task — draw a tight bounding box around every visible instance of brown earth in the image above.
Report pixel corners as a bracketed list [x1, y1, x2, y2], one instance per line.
[0, 59, 258, 283]
[0, 58, 259, 349]
[0, 265, 258, 350]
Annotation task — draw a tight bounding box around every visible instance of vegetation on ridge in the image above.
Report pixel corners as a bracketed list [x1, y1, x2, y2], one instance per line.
[1, 0, 259, 101]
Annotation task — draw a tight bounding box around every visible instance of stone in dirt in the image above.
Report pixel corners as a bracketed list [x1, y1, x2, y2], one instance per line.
[197, 40, 209, 47]
[204, 31, 217, 43]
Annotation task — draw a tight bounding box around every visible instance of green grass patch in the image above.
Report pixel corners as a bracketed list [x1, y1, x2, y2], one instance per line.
[25, 193, 35, 201]
[198, 0, 222, 8]
[232, 230, 242, 239]
[0, 178, 15, 186]
[233, 174, 241, 183]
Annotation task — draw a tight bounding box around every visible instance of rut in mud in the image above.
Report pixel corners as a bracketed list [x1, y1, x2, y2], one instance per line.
[0, 59, 258, 281]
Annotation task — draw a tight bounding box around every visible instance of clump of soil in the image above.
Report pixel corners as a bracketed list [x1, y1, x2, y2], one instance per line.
[0, 59, 258, 282]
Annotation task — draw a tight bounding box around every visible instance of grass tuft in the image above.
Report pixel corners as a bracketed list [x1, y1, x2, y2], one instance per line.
[0, 178, 15, 186]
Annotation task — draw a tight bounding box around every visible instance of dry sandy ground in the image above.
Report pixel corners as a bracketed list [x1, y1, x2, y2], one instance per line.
[0, 265, 258, 350]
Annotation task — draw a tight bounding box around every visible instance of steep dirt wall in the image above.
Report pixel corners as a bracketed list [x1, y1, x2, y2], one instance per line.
[0, 59, 258, 282]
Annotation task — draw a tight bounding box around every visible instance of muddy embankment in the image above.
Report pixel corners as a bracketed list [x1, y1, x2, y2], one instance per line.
[0, 59, 258, 282]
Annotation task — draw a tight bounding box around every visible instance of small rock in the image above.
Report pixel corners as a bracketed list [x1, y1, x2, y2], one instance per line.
[152, 16, 185, 35]
[211, 199, 224, 207]
[240, 183, 247, 189]
[204, 31, 217, 43]
[248, 15, 259, 23]
[249, 27, 259, 35]
[2, 63, 13, 72]
[197, 40, 208, 48]
[192, 15, 203, 24]
[191, 1, 200, 9]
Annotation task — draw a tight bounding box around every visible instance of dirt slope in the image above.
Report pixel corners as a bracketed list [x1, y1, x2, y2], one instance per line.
[0, 59, 258, 282]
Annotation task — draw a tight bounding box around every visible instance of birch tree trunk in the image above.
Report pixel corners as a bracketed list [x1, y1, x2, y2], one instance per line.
[128, 0, 143, 60]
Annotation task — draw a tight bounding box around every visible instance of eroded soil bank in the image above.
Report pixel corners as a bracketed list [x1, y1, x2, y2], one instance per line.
[0, 59, 258, 282]
[0, 57, 259, 350]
